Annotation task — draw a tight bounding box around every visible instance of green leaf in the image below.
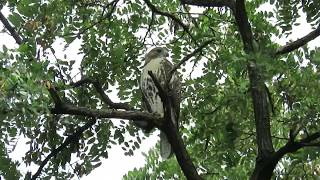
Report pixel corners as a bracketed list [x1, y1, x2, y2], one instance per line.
[8, 12, 24, 27]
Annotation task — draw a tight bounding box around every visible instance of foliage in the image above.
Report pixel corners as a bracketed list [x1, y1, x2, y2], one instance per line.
[123, 145, 184, 180]
[0, 0, 320, 179]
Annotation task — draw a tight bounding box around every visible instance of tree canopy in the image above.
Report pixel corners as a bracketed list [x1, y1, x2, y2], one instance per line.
[1, 0, 320, 179]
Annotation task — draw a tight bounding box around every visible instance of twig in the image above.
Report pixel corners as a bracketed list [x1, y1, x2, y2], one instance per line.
[71, 78, 133, 110]
[67, 162, 81, 180]
[31, 118, 97, 180]
[275, 25, 320, 56]
[168, 39, 214, 83]
[271, 135, 289, 141]
[63, 0, 118, 37]
[140, 12, 155, 47]
[143, 0, 197, 44]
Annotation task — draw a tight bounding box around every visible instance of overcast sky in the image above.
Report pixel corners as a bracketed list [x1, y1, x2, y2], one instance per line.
[1, 3, 320, 180]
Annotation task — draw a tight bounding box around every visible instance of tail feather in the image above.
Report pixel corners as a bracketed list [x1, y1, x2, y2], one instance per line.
[160, 106, 177, 160]
[160, 131, 172, 159]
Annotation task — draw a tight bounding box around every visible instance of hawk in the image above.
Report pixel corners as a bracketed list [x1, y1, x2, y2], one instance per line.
[135, 47, 181, 159]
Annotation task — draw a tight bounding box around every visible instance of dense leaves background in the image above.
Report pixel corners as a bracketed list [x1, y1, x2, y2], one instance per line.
[0, 0, 320, 179]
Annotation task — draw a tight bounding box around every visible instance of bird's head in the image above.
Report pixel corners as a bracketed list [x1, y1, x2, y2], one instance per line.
[144, 47, 169, 65]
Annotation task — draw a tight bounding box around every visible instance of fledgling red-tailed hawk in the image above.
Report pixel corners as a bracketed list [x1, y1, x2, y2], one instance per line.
[135, 47, 181, 159]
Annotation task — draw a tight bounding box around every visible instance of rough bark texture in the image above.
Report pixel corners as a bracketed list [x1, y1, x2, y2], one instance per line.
[232, 1, 275, 179]
[163, 117, 202, 180]
[247, 64, 275, 160]
[233, 0, 275, 159]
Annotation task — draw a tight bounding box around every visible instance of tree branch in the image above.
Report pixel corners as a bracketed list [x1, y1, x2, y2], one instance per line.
[71, 78, 133, 110]
[140, 12, 155, 47]
[169, 38, 214, 80]
[51, 103, 159, 123]
[275, 25, 320, 56]
[147, 72, 202, 179]
[142, 0, 196, 43]
[63, 0, 118, 37]
[164, 114, 202, 180]
[273, 132, 320, 163]
[233, 0, 254, 53]
[0, 8, 23, 44]
[48, 75, 201, 179]
[250, 131, 320, 180]
[31, 118, 97, 180]
[234, 0, 274, 163]
[36, 81, 163, 178]
[47, 81, 160, 123]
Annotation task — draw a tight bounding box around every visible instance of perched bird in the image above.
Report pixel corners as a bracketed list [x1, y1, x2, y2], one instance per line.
[135, 47, 181, 159]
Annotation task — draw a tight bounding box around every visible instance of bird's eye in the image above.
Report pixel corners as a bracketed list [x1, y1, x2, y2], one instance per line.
[157, 49, 162, 53]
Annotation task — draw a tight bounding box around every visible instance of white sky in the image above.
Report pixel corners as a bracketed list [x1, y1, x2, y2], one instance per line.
[1, 3, 320, 180]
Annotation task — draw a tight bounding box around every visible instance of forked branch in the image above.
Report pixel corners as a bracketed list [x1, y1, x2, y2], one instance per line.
[143, 0, 196, 43]
[71, 78, 133, 110]
[34, 82, 161, 178]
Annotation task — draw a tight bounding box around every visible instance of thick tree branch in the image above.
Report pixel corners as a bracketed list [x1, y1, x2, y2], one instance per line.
[49, 75, 201, 179]
[71, 78, 133, 110]
[48, 81, 161, 124]
[234, 0, 274, 163]
[164, 114, 202, 180]
[233, 0, 254, 53]
[51, 103, 159, 123]
[38, 82, 163, 178]
[250, 131, 320, 180]
[143, 0, 196, 43]
[274, 132, 320, 165]
[275, 25, 320, 56]
[148, 71, 201, 179]
[0, 8, 23, 44]
[31, 118, 97, 180]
